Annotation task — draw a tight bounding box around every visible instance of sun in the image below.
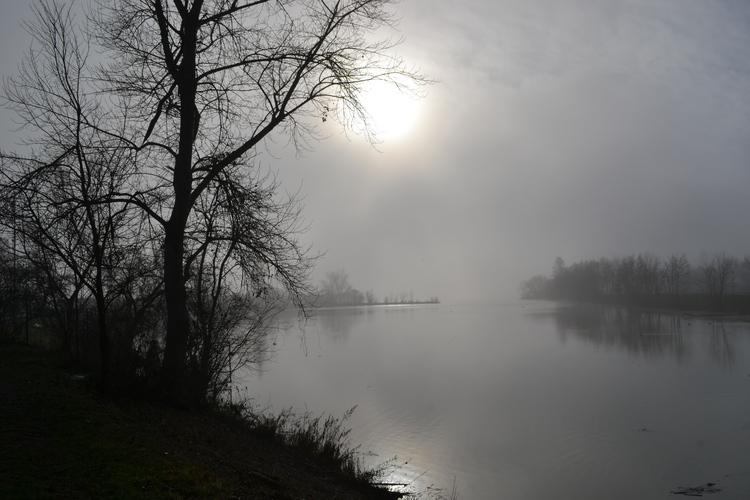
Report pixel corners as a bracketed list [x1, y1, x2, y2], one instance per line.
[358, 80, 423, 141]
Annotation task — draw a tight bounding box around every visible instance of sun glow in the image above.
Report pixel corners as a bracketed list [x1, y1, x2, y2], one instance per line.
[358, 80, 423, 142]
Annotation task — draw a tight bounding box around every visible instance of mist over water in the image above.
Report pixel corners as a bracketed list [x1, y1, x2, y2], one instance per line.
[239, 301, 750, 499]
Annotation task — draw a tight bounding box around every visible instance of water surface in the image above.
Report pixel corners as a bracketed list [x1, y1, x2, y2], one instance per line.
[239, 301, 750, 499]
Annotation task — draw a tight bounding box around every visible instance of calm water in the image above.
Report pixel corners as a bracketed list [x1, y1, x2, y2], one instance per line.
[238, 301, 750, 499]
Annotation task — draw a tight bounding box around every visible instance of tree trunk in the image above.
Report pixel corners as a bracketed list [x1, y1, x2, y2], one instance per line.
[161, 221, 191, 403]
[159, 5, 200, 405]
[94, 286, 109, 391]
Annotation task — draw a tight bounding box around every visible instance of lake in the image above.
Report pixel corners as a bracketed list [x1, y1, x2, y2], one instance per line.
[237, 300, 750, 499]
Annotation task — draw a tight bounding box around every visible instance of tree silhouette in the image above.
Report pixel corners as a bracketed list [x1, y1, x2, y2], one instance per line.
[2, 0, 426, 404]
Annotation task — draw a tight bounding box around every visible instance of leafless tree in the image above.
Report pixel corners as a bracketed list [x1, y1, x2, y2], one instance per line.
[97, 0, 426, 404]
[3, 0, 425, 404]
[697, 253, 738, 307]
[615, 254, 637, 297]
[739, 255, 750, 293]
[661, 253, 691, 302]
[320, 268, 353, 305]
[185, 166, 313, 403]
[552, 256, 566, 279]
[518, 274, 550, 299]
[635, 252, 661, 296]
[0, 1, 162, 388]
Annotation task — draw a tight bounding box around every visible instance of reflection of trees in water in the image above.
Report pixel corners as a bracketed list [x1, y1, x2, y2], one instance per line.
[317, 305, 423, 341]
[382, 306, 418, 318]
[317, 307, 370, 341]
[708, 322, 735, 368]
[550, 304, 689, 362]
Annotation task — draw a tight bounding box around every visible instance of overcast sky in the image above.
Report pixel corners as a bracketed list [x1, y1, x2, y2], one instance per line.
[2, 0, 750, 302]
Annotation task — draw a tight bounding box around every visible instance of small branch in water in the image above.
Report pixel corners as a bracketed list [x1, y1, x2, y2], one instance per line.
[670, 482, 722, 496]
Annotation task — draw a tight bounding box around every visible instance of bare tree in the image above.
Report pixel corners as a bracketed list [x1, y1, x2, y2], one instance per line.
[98, 0, 425, 403]
[3, 0, 425, 404]
[186, 167, 313, 402]
[635, 252, 661, 296]
[697, 253, 738, 307]
[615, 255, 637, 297]
[552, 256, 566, 279]
[0, 1, 162, 389]
[661, 253, 691, 302]
[320, 269, 353, 305]
[518, 275, 550, 299]
[739, 255, 750, 293]
[598, 257, 617, 295]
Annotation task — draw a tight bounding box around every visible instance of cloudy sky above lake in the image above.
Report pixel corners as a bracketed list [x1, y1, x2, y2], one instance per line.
[2, 0, 750, 302]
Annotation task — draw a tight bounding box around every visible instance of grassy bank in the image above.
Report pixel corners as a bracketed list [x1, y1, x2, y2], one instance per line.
[0, 344, 409, 500]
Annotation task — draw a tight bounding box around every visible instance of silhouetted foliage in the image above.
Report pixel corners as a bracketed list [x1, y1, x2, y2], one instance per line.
[1, 0, 426, 405]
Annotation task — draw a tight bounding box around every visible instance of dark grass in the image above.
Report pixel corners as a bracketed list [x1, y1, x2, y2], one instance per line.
[225, 402, 398, 486]
[0, 343, 411, 499]
[0, 346, 235, 499]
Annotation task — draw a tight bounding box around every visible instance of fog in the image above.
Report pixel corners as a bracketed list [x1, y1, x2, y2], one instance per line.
[2, 0, 749, 302]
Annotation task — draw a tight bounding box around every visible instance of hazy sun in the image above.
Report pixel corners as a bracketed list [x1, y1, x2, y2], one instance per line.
[358, 80, 422, 141]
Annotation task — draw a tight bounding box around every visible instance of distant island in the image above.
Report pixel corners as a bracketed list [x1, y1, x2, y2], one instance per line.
[519, 253, 750, 315]
[317, 269, 439, 308]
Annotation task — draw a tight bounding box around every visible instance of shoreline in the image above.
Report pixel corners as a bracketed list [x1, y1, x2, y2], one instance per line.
[0, 344, 408, 500]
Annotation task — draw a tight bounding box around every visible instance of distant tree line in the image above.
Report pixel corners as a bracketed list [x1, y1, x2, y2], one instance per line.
[519, 253, 750, 311]
[318, 269, 439, 306]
